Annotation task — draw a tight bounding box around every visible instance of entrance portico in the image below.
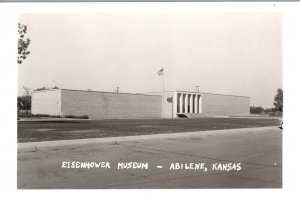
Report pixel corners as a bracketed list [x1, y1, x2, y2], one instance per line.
[173, 91, 202, 118]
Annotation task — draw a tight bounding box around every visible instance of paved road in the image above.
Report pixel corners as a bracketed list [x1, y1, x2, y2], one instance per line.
[17, 126, 282, 189]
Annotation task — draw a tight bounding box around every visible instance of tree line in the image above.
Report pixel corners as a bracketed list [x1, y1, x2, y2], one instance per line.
[250, 88, 283, 116]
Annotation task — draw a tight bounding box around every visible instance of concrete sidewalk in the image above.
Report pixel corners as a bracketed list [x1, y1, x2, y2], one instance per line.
[17, 126, 282, 189]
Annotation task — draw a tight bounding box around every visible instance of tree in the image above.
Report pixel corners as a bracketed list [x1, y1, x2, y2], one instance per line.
[34, 86, 59, 91]
[22, 86, 32, 96]
[250, 106, 264, 114]
[18, 23, 31, 64]
[264, 108, 276, 113]
[18, 86, 32, 111]
[273, 88, 283, 112]
[17, 95, 31, 111]
[34, 86, 48, 91]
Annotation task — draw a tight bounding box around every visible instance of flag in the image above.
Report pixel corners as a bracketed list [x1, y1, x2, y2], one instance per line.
[157, 68, 164, 76]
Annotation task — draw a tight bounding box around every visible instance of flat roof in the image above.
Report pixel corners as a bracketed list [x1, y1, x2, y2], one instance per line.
[144, 90, 249, 98]
[33, 88, 161, 97]
[32, 88, 249, 98]
[177, 91, 249, 98]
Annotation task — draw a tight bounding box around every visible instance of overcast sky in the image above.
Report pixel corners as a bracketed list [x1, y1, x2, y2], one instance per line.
[18, 13, 281, 108]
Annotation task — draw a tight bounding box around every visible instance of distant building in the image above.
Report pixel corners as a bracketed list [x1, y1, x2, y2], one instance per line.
[31, 89, 250, 119]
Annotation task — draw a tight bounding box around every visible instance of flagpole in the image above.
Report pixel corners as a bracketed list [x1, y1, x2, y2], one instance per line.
[162, 66, 165, 118]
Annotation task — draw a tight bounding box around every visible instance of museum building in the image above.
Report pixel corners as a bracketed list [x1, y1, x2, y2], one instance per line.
[31, 89, 250, 119]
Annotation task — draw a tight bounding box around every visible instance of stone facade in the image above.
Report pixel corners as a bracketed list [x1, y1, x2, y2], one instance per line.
[31, 89, 250, 119]
[31, 89, 61, 116]
[201, 93, 250, 117]
[60, 89, 162, 119]
[172, 91, 250, 117]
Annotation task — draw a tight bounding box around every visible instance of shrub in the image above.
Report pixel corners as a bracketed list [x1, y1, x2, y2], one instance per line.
[64, 115, 89, 119]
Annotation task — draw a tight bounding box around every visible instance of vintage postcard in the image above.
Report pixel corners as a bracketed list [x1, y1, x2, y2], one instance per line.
[14, 2, 283, 190]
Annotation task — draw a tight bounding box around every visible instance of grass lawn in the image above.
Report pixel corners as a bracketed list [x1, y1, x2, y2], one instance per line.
[17, 117, 281, 143]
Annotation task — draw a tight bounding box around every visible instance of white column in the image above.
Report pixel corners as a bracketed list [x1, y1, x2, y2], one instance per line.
[179, 93, 183, 113]
[194, 94, 198, 113]
[184, 93, 188, 113]
[190, 94, 194, 113]
[173, 91, 177, 118]
[198, 94, 202, 113]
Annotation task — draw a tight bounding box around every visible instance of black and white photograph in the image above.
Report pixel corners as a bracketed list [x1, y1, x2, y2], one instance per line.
[15, 10, 284, 189]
